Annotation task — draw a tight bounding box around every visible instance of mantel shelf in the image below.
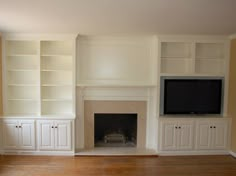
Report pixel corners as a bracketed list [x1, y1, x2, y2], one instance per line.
[76, 83, 157, 88]
[160, 73, 225, 77]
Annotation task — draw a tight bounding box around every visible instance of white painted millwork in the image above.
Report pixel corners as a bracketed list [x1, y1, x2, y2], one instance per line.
[77, 36, 157, 86]
[0, 34, 233, 156]
[159, 118, 230, 153]
[196, 119, 228, 150]
[2, 34, 77, 117]
[159, 37, 229, 76]
[2, 120, 35, 150]
[160, 119, 194, 151]
[37, 120, 72, 151]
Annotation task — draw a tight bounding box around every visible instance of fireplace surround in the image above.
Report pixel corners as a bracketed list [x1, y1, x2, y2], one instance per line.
[84, 100, 147, 149]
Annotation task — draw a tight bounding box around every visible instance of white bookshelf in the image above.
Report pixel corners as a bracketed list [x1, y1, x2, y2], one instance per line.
[195, 43, 225, 75]
[40, 40, 74, 116]
[41, 41, 72, 56]
[3, 36, 76, 117]
[160, 42, 192, 74]
[5, 40, 40, 115]
[159, 40, 227, 76]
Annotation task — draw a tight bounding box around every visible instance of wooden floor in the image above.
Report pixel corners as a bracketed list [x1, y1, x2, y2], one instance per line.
[0, 155, 236, 176]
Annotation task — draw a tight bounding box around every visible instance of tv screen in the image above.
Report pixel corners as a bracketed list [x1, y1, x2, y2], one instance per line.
[163, 78, 223, 115]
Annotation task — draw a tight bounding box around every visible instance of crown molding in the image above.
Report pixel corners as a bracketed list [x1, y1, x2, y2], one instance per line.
[229, 34, 236, 39]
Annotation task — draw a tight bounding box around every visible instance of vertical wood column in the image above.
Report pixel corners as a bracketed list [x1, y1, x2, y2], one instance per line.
[228, 39, 236, 152]
[0, 35, 3, 115]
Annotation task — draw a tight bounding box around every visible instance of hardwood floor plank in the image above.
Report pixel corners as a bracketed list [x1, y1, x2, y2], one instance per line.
[0, 155, 236, 176]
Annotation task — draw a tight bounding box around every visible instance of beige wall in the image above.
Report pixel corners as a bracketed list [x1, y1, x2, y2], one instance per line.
[0, 36, 3, 115]
[228, 39, 236, 152]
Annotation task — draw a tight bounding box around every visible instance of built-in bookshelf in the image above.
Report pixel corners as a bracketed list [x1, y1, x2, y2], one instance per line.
[5, 40, 40, 115]
[160, 42, 192, 74]
[40, 41, 73, 115]
[3, 36, 76, 117]
[159, 39, 227, 76]
[195, 43, 225, 74]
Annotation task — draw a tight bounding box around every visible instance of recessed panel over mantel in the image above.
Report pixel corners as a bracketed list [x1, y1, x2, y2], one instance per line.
[76, 36, 158, 86]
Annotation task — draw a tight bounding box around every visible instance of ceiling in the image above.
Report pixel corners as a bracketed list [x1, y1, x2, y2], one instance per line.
[0, 0, 236, 35]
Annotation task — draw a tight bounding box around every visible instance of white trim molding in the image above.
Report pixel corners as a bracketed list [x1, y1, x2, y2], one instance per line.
[229, 151, 236, 158]
[158, 150, 230, 156]
[229, 34, 236, 39]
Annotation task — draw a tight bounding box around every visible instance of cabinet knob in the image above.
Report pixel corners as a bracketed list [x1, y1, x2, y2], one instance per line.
[19, 126, 22, 128]
[178, 126, 181, 129]
[213, 126, 216, 128]
[175, 126, 178, 129]
[16, 126, 18, 128]
[52, 126, 54, 128]
[55, 126, 58, 129]
[210, 126, 212, 128]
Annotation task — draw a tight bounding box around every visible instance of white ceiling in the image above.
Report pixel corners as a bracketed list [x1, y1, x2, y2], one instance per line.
[0, 0, 236, 35]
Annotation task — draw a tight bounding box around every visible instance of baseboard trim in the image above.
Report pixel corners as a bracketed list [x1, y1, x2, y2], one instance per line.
[158, 150, 230, 156]
[2, 150, 75, 156]
[229, 151, 236, 158]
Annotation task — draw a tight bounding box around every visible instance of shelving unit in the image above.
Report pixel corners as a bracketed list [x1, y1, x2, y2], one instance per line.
[3, 36, 76, 117]
[159, 39, 227, 76]
[40, 41, 74, 116]
[5, 40, 40, 115]
[160, 42, 192, 74]
[195, 43, 225, 75]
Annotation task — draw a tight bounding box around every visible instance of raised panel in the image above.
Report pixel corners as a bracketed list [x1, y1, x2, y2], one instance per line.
[196, 121, 212, 150]
[18, 120, 35, 150]
[161, 121, 177, 151]
[38, 121, 54, 150]
[2, 120, 18, 149]
[55, 120, 71, 150]
[178, 121, 194, 150]
[212, 121, 228, 149]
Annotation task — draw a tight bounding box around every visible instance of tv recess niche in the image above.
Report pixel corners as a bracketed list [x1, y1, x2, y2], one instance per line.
[160, 76, 224, 116]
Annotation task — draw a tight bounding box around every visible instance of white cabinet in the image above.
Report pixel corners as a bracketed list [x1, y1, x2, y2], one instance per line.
[160, 120, 194, 151]
[37, 120, 72, 151]
[159, 118, 230, 153]
[196, 119, 228, 150]
[2, 120, 35, 150]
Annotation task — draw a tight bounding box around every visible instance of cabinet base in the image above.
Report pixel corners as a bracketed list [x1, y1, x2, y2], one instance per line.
[229, 151, 236, 158]
[158, 150, 230, 156]
[0, 150, 75, 156]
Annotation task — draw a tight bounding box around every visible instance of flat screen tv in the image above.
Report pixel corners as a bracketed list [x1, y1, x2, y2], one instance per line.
[161, 77, 223, 115]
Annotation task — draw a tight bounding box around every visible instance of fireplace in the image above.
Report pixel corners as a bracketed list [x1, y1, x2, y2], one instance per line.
[94, 113, 137, 147]
[83, 100, 147, 149]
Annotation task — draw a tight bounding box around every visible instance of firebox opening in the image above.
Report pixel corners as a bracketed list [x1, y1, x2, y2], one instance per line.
[94, 113, 137, 147]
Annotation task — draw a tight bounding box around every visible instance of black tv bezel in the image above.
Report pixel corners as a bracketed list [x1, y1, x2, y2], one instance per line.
[160, 76, 224, 116]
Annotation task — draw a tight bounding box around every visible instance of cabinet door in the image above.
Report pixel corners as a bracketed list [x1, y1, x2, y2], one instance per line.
[212, 121, 228, 150]
[178, 121, 194, 150]
[160, 121, 178, 151]
[54, 120, 72, 150]
[2, 120, 19, 149]
[37, 120, 55, 150]
[18, 120, 35, 150]
[195, 121, 212, 150]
